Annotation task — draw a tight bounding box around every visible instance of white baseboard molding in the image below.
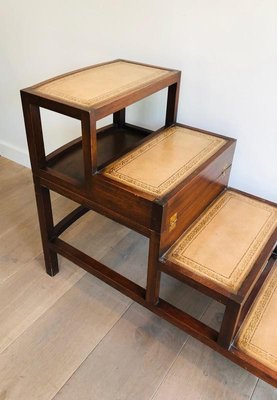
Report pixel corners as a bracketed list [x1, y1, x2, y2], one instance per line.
[0, 140, 30, 168]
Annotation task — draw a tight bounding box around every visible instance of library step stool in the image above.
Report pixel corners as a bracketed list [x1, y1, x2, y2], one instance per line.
[21, 60, 277, 387]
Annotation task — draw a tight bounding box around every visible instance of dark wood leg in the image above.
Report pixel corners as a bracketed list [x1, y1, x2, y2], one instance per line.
[146, 231, 161, 305]
[218, 299, 241, 349]
[34, 183, 59, 276]
[113, 108, 126, 127]
[81, 113, 97, 184]
[165, 78, 180, 126]
[272, 245, 277, 259]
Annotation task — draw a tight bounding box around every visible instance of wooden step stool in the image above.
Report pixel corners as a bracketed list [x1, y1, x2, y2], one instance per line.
[21, 60, 277, 387]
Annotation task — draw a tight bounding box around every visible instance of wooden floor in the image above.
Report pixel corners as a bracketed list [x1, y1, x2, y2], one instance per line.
[0, 156, 276, 400]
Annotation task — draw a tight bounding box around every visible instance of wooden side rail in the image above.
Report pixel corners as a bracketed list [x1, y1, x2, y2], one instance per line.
[51, 205, 90, 239]
[218, 256, 276, 348]
[160, 254, 276, 350]
[48, 237, 276, 387]
[49, 237, 218, 343]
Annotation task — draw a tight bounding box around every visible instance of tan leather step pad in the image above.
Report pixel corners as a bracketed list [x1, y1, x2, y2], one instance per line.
[34, 61, 171, 107]
[236, 264, 277, 372]
[166, 190, 277, 294]
[103, 126, 226, 197]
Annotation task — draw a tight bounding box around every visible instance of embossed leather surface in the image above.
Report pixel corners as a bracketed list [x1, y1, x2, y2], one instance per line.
[34, 61, 170, 106]
[103, 126, 226, 197]
[166, 190, 277, 293]
[237, 264, 277, 372]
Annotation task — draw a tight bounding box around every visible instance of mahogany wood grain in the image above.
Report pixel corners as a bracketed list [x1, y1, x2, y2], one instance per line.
[146, 231, 162, 304]
[159, 145, 235, 253]
[113, 108, 126, 127]
[20, 59, 276, 388]
[34, 184, 59, 276]
[165, 79, 180, 126]
[234, 257, 275, 335]
[51, 205, 89, 239]
[37, 174, 151, 237]
[217, 300, 242, 348]
[46, 124, 152, 184]
[49, 237, 277, 387]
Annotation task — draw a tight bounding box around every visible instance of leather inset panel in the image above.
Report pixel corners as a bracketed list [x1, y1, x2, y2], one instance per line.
[103, 126, 226, 198]
[34, 61, 170, 107]
[166, 190, 277, 293]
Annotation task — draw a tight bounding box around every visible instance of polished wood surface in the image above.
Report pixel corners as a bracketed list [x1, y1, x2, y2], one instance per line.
[20, 59, 277, 389]
[1, 158, 276, 399]
[47, 124, 151, 184]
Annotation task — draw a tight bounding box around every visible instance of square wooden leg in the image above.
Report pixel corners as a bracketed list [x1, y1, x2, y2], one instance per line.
[146, 232, 161, 305]
[34, 183, 59, 276]
[218, 300, 241, 348]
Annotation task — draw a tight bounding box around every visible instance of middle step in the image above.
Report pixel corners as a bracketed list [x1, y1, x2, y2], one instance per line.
[96, 123, 236, 246]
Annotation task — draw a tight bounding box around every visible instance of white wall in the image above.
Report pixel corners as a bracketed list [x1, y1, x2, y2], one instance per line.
[1, 0, 277, 201]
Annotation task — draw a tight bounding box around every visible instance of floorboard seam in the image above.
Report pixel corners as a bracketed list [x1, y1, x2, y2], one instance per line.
[50, 300, 134, 400]
[0, 259, 88, 356]
[249, 379, 259, 400]
[0, 190, 130, 354]
[149, 299, 212, 400]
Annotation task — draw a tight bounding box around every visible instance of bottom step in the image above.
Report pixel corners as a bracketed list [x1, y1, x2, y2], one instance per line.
[235, 262, 277, 375]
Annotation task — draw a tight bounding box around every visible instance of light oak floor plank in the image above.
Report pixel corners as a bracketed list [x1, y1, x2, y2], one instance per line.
[0, 158, 60, 237]
[0, 194, 78, 284]
[1, 158, 274, 400]
[53, 290, 211, 400]
[54, 302, 187, 400]
[0, 273, 131, 400]
[0, 165, 34, 236]
[0, 158, 78, 283]
[52, 232, 211, 400]
[0, 257, 85, 354]
[152, 301, 258, 400]
[0, 211, 128, 354]
[251, 380, 277, 400]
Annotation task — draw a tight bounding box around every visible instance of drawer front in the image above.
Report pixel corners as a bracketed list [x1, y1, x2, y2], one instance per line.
[160, 143, 236, 253]
[91, 176, 154, 234]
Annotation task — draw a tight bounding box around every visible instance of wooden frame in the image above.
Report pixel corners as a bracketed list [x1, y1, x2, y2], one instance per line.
[21, 60, 277, 388]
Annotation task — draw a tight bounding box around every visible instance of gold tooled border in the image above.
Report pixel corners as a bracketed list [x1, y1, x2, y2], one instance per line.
[237, 266, 277, 371]
[35, 61, 170, 106]
[103, 126, 226, 197]
[167, 191, 277, 293]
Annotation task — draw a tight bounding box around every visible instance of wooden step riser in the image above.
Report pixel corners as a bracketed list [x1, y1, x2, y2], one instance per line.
[159, 143, 236, 254]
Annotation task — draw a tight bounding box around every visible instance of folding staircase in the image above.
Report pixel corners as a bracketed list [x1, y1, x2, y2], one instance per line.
[21, 60, 277, 387]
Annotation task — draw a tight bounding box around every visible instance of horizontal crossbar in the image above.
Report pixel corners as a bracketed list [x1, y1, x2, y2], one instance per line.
[49, 237, 277, 388]
[51, 205, 89, 239]
[49, 237, 217, 341]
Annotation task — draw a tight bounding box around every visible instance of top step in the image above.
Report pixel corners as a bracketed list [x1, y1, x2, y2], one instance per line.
[23, 60, 179, 117]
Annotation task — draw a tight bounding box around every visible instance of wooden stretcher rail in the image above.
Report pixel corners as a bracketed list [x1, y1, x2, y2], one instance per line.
[49, 237, 277, 387]
[37, 175, 151, 237]
[51, 205, 89, 239]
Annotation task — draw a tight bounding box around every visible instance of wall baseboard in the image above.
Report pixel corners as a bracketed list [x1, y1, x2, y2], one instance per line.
[0, 141, 30, 168]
